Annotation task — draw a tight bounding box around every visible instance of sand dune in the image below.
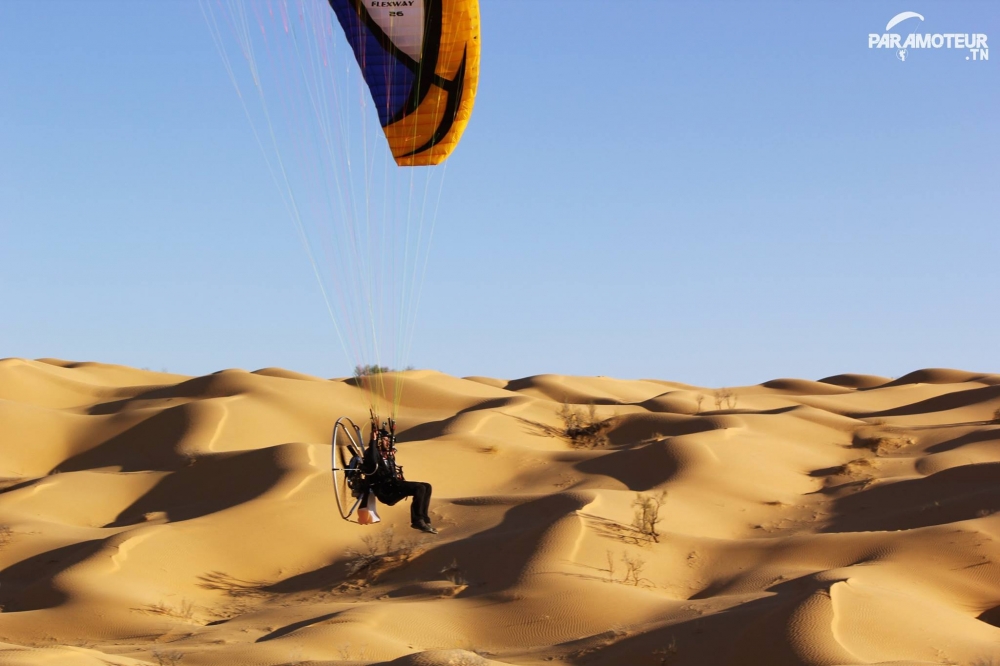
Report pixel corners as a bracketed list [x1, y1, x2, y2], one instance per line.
[0, 358, 999, 665]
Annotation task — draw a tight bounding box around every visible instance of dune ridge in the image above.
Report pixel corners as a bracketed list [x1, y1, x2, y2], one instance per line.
[0, 359, 998, 665]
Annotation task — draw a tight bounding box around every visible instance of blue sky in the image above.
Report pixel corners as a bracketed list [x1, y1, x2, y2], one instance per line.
[1, 1, 997, 386]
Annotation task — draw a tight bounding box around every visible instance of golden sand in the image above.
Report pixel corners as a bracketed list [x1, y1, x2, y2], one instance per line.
[0, 358, 998, 665]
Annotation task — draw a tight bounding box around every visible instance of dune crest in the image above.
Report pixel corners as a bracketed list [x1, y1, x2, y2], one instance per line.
[0, 359, 998, 665]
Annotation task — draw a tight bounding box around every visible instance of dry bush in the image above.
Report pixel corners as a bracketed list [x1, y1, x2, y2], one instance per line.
[0, 525, 13, 549]
[335, 643, 368, 660]
[354, 364, 414, 378]
[605, 549, 651, 586]
[834, 458, 876, 478]
[197, 572, 271, 598]
[440, 559, 467, 586]
[141, 599, 196, 622]
[620, 552, 647, 586]
[354, 364, 390, 377]
[852, 427, 913, 455]
[713, 389, 737, 410]
[632, 491, 667, 543]
[345, 527, 416, 584]
[993, 407, 1000, 423]
[151, 648, 184, 666]
[558, 402, 612, 449]
[653, 636, 679, 665]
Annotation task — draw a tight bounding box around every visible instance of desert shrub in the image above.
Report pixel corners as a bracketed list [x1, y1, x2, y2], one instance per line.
[993, 407, 1000, 423]
[632, 491, 667, 543]
[353, 364, 414, 378]
[713, 389, 737, 410]
[197, 571, 272, 598]
[620, 551, 646, 586]
[558, 402, 612, 449]
[345, 527, 416, 584]
[604, 549, 651, 586]
[151, 648, 184, 666]
[833, 458, 877, 478]
[653, 637, 679, 665]
[440, 559, 467, 585]
[354, 364, 391, 378]
[141, 598, 196, 621]
[852, 427, 913, 455]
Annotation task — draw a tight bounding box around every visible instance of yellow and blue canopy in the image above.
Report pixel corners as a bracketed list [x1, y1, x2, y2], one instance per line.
[327, 0, 480, 166]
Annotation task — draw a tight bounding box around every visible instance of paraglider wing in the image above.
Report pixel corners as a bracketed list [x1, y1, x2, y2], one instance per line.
[327, 0, 480, 166]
